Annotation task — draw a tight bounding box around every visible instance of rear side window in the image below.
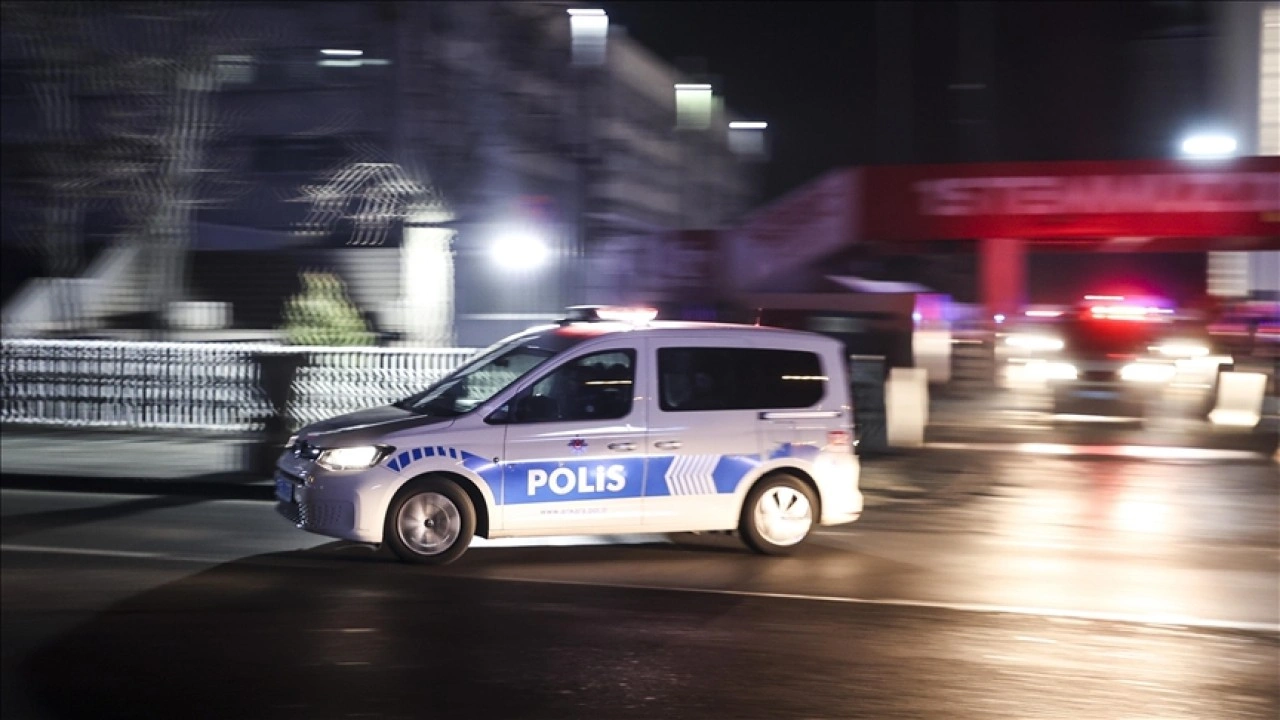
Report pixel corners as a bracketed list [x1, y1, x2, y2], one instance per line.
[658, 347, 826, 412]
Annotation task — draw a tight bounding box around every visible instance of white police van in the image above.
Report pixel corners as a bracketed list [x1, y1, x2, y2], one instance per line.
[274, 307, 863, 564]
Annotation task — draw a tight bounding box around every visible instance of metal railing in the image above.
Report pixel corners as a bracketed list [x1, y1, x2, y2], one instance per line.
[1, 339, 478, 433]
[287, 346, 477, 428]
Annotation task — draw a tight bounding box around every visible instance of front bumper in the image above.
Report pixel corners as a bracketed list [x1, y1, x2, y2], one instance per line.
[814, 453, 863, 526]
[1050, 380, 1158, 417]
[272, 461, 390, 544]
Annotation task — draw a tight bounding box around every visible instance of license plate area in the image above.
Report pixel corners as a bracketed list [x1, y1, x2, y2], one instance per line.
[275, 474, 297, 503]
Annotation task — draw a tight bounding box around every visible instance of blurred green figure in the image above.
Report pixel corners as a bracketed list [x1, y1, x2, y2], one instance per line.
[282, 271, 373, 346]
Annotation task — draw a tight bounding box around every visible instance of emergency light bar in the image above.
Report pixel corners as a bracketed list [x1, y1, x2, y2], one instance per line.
[1088, 305, 1173, 321]
[561, 305, 659, 326]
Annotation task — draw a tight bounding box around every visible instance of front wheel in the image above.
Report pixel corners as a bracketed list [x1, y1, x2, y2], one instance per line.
[739, 474, 817, 556]
[385, 477, 476, 565]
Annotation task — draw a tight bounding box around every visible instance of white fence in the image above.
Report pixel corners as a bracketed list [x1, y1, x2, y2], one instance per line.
[0, 339, 477, 433]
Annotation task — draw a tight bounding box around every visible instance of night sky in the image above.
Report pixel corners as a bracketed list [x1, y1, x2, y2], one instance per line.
[604, 1, 1214, 203]
[604, 1, 876, 201]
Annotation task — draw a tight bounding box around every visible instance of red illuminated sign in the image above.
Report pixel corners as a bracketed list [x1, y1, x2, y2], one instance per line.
[860, 157, 1280, 242]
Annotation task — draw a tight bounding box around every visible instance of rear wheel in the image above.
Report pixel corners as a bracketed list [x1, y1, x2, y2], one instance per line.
[739, 473, 817, 556]
[384, 477, 475, 565]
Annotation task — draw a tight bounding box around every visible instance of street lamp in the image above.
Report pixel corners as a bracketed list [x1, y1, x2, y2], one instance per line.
[675, 83, 713, 130]
[1179, 132, 1238, 159]
[491, 230, 550, 272]
[728, 120, 768, 156]
[568, 8, 608, 67]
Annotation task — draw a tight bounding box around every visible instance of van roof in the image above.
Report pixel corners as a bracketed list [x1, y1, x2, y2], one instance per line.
[537, 320, 839, 346]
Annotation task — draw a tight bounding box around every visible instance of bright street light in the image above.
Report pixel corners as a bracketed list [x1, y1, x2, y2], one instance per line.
[1179, 133, 1238, 158]
[728, 121, 768, 156]
[491, 231, 550, 272]
[675, 84, 713, 130]
[568, 8, 608, 66]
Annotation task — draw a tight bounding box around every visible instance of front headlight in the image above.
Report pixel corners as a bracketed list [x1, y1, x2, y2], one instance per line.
[1021, 360, 1078, 381]
[316, 445, 395, 471]
[1150, 342, 1209, 358]
[1120, 362, 1176, 383]
[1005, 334, 1065, 352]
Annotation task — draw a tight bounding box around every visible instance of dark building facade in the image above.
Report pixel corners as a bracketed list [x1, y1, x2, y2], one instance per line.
[1, 1, 762, 345]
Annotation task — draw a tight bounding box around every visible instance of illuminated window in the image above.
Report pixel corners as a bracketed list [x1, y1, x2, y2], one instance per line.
[1261, 4, 1279, 155]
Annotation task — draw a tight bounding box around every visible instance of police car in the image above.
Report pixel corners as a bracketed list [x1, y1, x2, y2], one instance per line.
[1003, 296, 1233, 418]
[274, 306, 863, 564]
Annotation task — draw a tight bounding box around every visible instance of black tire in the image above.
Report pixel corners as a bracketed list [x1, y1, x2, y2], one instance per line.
[738, 473, 817, 556]
[384, 476, 476, 565]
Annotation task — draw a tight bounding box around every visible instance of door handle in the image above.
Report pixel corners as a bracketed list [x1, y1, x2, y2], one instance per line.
[607, 442, 636, 452]
[654, 440, 682, 450]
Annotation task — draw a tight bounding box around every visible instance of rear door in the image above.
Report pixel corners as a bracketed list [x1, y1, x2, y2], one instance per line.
[643, 340, 761, 531]
[644, 340, 837, 532]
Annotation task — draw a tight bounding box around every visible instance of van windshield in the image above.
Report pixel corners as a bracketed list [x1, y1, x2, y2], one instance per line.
[394, 333, 579, 417]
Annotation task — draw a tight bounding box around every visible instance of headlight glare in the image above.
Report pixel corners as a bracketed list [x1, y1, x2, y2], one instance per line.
[1120, 362, 1176, 383]
[1022, 360, 1078, 381]
[316, 445, 394, 471]
[1151, 342, 1209, 358]
[1005, 334, 1065, 352]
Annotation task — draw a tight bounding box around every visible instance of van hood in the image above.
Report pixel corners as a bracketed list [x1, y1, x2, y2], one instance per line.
[297, 406, 454, 446]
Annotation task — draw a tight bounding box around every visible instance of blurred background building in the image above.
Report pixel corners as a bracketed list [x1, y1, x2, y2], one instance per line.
[0, 1, 763, 346]
[2, 1, 1273, 349]
[720, 0, 1278, 312]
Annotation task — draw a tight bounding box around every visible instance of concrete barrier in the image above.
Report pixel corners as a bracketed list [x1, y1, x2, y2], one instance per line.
[912, 329, 952, 384]
[886, 367, 929, 448]
[1208, 372, 1269, 428]
[167, 301, 231, 330]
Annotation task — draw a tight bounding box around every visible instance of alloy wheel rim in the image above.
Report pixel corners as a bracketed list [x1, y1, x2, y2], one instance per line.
[754, 486, 812, 547]
[397, 492, 461, 555]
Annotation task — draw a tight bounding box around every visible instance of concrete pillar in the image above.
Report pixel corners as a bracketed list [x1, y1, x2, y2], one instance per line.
[979, 237, 1026, 319]
[403, 219, 456, 347]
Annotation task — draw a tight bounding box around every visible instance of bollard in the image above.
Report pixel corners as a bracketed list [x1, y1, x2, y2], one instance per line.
[1208, 371, 1269, 428]
[886, 367, 929, 448]
[912, 328, 952, 384]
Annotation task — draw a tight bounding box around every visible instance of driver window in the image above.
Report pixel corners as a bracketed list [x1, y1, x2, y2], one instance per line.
[509, 350, 636, 424]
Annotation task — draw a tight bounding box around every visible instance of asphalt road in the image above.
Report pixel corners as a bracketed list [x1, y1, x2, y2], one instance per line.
[3, 444, 1277, 720]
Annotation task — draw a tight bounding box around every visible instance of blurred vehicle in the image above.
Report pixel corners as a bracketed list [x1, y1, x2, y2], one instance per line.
[1207, 300, 1280, 361]
[1001, 296, 1233, 420]
[273, 306, 862, 564]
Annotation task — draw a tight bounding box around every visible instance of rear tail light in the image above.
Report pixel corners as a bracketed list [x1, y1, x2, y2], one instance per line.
[827, 430, 851, 447]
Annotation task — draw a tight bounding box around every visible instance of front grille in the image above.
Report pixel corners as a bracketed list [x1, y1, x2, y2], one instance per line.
[276, 499, 304, 526]
[1082, 370, 1116, 382]
[275, 494, 354, 532]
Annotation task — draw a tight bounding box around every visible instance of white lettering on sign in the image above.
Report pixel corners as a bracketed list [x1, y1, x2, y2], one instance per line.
[527, 465, 626, 496]
[913, 173, 1280, 217]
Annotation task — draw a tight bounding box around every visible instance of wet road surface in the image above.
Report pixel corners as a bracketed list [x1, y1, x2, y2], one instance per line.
[2, 446, 1277, 719]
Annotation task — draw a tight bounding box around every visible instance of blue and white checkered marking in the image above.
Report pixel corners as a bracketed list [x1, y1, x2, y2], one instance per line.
[663, 454, 719, 496]
[387, 446, 487, 473]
